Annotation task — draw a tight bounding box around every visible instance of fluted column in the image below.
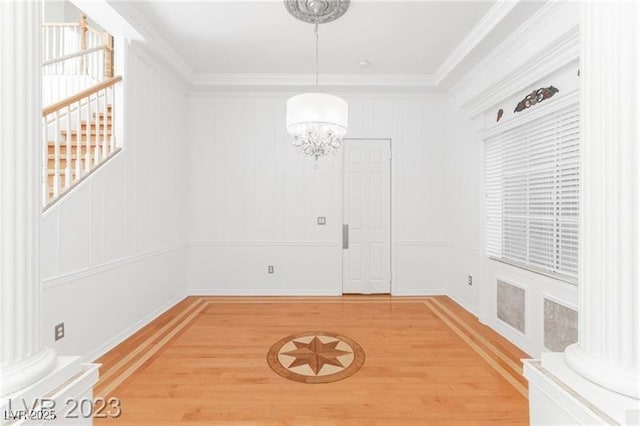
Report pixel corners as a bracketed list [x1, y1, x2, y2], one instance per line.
[564, 0, 640, 399]
[0, 0, 57, 396]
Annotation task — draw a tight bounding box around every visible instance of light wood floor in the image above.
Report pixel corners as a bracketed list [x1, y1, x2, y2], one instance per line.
[94, 296, 529, 425]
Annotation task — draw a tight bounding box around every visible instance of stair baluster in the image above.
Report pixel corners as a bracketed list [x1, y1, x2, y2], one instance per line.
[42, 117, 49, 207]
[53, 111, 61, 198]
[92, 92, 100, 165]
[75, 99, 82, 180]
[64, 105, 71, 188]
[86, 92, 93, 172]
[102, 90, 108, 160]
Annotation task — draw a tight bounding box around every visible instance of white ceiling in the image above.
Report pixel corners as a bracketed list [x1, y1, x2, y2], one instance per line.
[128, 0, 495, 75]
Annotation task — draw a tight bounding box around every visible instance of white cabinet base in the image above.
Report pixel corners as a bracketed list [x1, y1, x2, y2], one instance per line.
[0, 357, 100, 425]
[524, 353, 640, 425]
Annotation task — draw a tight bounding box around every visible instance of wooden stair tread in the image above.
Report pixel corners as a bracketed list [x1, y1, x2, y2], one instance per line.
[48, 142, 103, 147]
[47, 153, 86, 159]
[60, 129, 113, 136]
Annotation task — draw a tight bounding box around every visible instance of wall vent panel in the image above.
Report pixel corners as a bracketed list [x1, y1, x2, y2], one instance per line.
[544, 298, 578, 351]
[496, 280, 526, 333]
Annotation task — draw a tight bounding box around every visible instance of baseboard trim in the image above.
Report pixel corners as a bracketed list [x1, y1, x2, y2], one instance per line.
[189, 288, 447, 297]
[189, 241, 339, 247]
[189, 289, 341, 296]
[83, 291, 188, 363]
[447, 292, 479, 317]
[391, 289, 446, 296]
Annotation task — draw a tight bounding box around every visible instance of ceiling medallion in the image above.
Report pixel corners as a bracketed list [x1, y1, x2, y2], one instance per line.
[284, 0, 350, 24]
[266, 331, 365, 383]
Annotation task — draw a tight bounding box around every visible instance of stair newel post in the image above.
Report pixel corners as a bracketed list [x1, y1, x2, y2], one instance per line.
[85, 93, 92, 172]
[79, 15, 88, 74]
[75, 99, 82, 180]
[103, 32, 114, 80]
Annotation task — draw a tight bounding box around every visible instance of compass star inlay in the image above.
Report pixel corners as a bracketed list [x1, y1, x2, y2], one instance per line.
[267, 331, 365, 384]
[282, 336, 352, 374]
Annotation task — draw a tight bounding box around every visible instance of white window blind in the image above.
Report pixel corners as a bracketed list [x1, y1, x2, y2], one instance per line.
[485, 101, 580, 282]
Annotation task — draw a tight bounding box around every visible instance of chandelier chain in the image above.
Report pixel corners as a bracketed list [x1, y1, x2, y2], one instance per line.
[314, 21, 319, 87]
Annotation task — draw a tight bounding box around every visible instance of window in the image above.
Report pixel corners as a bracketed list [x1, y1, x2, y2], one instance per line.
[485, 101, 579, 283]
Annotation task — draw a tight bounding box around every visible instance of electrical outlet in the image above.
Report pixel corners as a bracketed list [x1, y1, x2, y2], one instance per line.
[468, 275, 473, 286]
[268, 265, 274, 274]
[54, 322, 65, 341]
[317, 216, 326, 225]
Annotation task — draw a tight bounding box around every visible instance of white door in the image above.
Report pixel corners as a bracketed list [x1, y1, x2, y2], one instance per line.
[342, 139, 391, 294]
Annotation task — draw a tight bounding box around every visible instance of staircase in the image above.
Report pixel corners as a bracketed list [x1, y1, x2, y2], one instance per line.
[46, 105, 117, 200]
[42, 15, 121, 208]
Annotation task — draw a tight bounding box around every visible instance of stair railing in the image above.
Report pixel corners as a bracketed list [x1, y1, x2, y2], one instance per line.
[43, 46, 107, 106]
[42, 15, 114, 106]
[42, 76, 122, 207]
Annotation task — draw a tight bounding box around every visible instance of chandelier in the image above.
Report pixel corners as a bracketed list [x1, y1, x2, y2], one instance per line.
[284, 0, 350, 162]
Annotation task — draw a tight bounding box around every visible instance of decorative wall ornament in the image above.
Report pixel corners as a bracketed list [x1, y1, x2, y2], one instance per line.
[514, 86, 559, 113]
[496, 108, 504, 122]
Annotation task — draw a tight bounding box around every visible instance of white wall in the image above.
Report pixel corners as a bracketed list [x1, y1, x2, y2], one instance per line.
[188, 93, 448, 296]
[41, 43, 189, 361]
[443, 98, 484, 315]
[44, 0, 104, 31]
[443, 1, 580, 357]
[39, 0, 581, 364]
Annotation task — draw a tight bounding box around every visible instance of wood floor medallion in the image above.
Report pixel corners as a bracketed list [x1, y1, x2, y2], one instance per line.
[266, 331, 365, 383]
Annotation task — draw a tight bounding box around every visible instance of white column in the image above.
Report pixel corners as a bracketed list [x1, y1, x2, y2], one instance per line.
[0, 0, 57, 396]
[564, 0, 640, 399]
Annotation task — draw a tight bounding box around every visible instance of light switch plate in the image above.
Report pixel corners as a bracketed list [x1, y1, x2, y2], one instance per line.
[317, 217, 326, 225]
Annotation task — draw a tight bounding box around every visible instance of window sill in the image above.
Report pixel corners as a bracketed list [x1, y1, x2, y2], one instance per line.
[488, 256, 578, 286]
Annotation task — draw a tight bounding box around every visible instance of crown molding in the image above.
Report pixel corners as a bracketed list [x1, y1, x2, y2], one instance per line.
[191, 73, 437, 91]
[99, 0, 537, 92]
[433, 0, 518, 85]
[455, 1, 580, 118]
[191, 1, 515, 91]
[105, 0, 195, 86]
